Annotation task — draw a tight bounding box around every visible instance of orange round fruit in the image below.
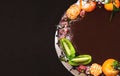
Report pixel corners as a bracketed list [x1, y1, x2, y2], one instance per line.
[81, 1, 96, 12]
[102, 59, 119, 76]
[104, 0, 120, 11]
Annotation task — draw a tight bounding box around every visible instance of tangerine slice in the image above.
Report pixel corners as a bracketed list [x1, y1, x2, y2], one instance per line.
[104, 0, 120, 11]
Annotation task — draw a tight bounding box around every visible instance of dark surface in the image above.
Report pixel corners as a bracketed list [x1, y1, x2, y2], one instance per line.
[0, 0, 76, 76]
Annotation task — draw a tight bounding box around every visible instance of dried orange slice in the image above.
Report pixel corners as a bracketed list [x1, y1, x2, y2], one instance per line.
[90, 63, 102, 76]
[66, 4, 81, 20]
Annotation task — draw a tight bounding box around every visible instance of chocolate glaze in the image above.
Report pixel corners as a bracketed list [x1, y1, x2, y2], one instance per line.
[70, 7, 120, 64]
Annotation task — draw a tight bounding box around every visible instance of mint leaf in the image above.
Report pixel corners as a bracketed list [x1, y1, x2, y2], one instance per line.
[113, 60, 120, 70]
[109, 4, 120, 22]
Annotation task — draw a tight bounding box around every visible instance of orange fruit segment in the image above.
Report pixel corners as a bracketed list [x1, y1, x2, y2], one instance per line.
[104, 3, 114, 11]
[104, 0, 120, 11]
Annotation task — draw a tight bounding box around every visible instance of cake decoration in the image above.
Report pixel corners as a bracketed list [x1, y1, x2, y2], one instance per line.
[66, 0, 120, 21]
[90, 63, 102, 76]
[102, 59, 120, 76]
[55, 0, 120, 75]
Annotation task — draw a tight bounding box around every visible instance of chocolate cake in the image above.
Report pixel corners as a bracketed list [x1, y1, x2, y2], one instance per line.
[55, 0, 120, 75]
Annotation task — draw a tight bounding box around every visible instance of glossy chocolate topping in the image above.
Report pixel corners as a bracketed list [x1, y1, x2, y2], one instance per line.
[70, 7, 120, 64]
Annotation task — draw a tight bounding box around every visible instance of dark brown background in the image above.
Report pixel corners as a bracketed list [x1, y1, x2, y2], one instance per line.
[0, 0, 77, 76]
